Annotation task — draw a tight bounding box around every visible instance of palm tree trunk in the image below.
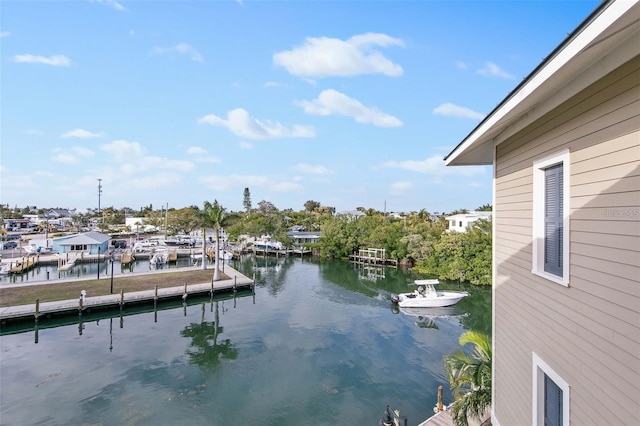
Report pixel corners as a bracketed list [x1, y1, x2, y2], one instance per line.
[213, 227, 220, 280]
[201, 228, 207, 270]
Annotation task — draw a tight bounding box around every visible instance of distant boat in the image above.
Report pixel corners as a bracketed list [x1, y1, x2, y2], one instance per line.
[252, 235, 284, 251]
[206, 246, 234, 260]
[149, 248, 169, 267]
[163, 236, 196, 247]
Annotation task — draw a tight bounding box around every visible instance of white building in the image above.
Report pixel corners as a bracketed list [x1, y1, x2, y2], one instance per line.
[445, 211, 492, 233]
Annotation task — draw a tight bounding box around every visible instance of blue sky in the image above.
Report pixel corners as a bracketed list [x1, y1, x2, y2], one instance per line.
[1, 0, 599, 214]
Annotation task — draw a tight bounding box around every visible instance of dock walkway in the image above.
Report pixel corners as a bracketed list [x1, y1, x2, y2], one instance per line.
[0, 265, 254, 324]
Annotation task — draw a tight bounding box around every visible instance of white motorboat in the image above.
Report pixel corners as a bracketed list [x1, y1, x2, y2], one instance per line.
[252, 235, 284, 251]
[391, 279, 468, 308]
[205, 246, 234, 261]
[150, 248, 169, 266]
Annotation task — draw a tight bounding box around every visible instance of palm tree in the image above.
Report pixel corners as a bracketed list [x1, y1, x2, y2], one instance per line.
[443, 331, 492, 426]
[201, 200, 226, 280]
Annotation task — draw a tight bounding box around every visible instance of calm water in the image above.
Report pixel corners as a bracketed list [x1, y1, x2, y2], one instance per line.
[0, 257, 491, 426]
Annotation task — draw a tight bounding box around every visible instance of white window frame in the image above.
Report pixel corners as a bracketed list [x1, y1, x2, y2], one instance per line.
[532, 149, 570, 286]
[532, 353, 570, 426]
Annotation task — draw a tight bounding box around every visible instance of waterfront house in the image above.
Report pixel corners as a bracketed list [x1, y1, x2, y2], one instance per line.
[286, 230, 321, 246]
[444, 1, 639, 425]
[51, 231, 111, 255]
[445, 211, 492, 233]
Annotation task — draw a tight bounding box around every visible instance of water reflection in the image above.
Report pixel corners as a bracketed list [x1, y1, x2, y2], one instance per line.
[0, 258, 491, 426]
[394, 306, 468, 330]
[181, 301, 238, 371]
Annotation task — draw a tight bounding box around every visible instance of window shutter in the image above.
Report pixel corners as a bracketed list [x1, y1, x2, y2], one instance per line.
[544, 164, 563, 276]
[544, 374, 563, 426]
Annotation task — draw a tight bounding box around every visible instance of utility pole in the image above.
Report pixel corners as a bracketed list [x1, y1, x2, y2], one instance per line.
[164, 202, 168, 238]
[97, 179, 103, 213]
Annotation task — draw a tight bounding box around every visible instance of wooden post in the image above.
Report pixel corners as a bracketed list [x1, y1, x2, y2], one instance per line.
[78, 295, 83, 314]
[437, 385, 443, 412]
[34, 298, 40, 322]
[154, 285, 158, 302]
[119, 288, 124, 311]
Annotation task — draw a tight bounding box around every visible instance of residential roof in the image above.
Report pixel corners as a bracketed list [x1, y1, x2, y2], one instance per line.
[445, 0, 640, 166]
[54, 232, 110, 246]
[445, 212, 492, 220]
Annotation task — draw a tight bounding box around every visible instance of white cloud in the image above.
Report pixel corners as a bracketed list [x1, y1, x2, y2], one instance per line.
[271, 181, 304, 192]
[0, 32, 10, 38]
[239, 141, 253, 150]
[61, 128, 104, 139]
[187, 148, 222, 163]
[150, 43, 203, 63]
[101, 139, 145, 163]
[198, 108, 315, 140]
[296, 89, 403, 127]
[291, 163, 332, 174]
[455, 61, 467, 69]
[273, 32, 404, 78]
[199, 174, 302, 193]
[25, 129, 44, 135]
[432, 103, 485, 120]
[129, 173, 183, 190]
[264, 81, 288, 88]
[89, 0, 127, 11]
[477, 61, 514, 79]
[144, 157, 195, 172]
[99, 140, 195, 175]
[379, 155, 486, 177]
[391, 181, 414, 192]
[13, 54, 71, 66]
[187, 146, 207, 155]
[52, 153, 79, 164]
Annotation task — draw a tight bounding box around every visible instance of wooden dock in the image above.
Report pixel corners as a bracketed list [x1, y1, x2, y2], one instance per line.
[245, 245, 312, 258]
[349, 248, 398, 267]
[9, 256, 39, 273]
[0, 266, 255, 325]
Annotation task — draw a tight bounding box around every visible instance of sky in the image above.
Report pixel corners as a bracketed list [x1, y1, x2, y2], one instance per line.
[0, 0, 600, 214]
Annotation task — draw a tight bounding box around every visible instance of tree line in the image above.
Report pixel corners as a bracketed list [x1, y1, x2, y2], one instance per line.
[2, 189, 492, 286]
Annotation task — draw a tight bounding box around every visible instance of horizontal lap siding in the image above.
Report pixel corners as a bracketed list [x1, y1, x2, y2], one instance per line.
[493, 56, 640, 425]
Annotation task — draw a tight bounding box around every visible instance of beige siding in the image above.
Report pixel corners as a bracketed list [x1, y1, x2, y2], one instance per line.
[493, 55, 640, 425]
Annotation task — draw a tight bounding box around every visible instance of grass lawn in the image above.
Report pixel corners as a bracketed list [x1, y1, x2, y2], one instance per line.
[0, 269, 230, 307]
